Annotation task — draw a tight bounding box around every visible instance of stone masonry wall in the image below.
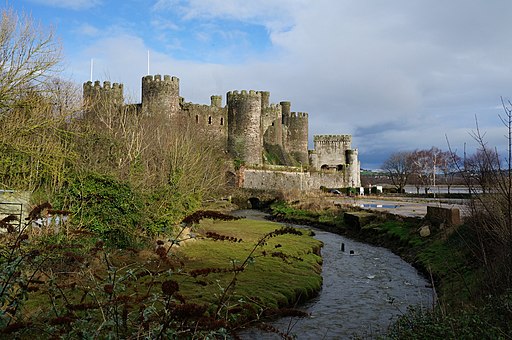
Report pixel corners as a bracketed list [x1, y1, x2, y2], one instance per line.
[240, 168, 352, 191]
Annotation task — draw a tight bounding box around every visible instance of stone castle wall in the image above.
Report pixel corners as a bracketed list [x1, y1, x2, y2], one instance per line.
[83, 73, 361, 190]
[240, 168, 355, 191]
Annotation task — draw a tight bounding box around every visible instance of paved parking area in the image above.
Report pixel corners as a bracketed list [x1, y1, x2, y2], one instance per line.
[333, 196, 468, 218]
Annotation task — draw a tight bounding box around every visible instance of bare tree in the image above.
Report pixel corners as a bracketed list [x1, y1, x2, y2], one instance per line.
[465, 147, 500, 194]
[0, 6, 60, 114]
[451, 103, 512, 294]
[0, 6, 72, 192]
[410, 147, 445, 195]
[438, 150, 462, 194]
[382, 151, 414, 193]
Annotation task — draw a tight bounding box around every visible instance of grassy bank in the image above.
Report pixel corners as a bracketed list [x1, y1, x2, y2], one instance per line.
[269, 200, 512, 338]
[1, 215, 322, 338]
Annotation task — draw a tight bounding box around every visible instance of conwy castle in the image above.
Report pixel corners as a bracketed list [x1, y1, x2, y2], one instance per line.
[83, 74, 360, 190]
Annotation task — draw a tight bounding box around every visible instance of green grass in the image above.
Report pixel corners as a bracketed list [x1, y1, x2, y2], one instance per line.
[182, 218, 323, 308]
[12, 217, 322, 337]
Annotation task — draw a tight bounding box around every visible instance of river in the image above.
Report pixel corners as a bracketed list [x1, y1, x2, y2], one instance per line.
[235, 210, 433, 339]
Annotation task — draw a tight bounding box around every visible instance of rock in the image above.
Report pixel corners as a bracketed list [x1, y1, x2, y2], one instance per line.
[419, 225, 431, 237]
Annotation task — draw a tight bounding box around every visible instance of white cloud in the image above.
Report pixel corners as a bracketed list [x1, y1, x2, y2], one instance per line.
[28, 0, 102, 10]
[75, 23, 100, 37]
[152, 0, 304, 31]
[63, 0, 512, 167]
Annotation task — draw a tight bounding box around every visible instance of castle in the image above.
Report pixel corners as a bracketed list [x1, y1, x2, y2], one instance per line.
[83, 74, 360, 190]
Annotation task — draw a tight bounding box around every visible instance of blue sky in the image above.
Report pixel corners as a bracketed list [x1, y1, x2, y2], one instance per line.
[10, 0, 512, 169]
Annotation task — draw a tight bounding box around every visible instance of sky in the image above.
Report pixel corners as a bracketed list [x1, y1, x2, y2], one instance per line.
[9, 0, 512, 169]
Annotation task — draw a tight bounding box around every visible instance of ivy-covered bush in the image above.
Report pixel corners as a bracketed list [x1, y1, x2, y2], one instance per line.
[53, 172, 145, 248]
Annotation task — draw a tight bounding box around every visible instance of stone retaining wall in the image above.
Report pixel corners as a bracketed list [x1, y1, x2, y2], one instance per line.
[426, 206, 461, 227]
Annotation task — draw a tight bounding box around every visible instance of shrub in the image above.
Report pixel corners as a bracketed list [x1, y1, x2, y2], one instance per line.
[53, 172, 144, 248]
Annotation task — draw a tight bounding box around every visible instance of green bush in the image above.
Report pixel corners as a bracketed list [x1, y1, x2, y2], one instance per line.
[53, 172, 144, 248]
[387, 292, 512, 339]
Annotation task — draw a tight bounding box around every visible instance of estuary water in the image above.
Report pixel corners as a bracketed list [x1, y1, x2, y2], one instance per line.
[235, 210, 433, 339]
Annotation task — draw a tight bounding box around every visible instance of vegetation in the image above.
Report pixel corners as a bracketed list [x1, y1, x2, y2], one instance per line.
[0, 210, 322, 338]
[269, 173, 512, 337]
[381, 148, 462, 194]
[0, 6, 321, 338]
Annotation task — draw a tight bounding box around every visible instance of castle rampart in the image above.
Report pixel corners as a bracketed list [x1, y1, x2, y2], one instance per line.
[82, 73, 360, 190]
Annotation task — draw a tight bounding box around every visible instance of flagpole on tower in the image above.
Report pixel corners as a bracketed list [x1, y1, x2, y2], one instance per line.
[90, 58, 94, 82]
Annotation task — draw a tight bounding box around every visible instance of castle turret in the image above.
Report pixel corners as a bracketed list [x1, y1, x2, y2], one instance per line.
[83, 80, 124, 118]
[142, 75, 180, 120]
[345, 149, 361, 187]
[262, 103, 283, 147]
[227, 90, 262, 165]
[210, 95, 222, 108]
[284, 112, 309, 164]
[281, 101, 308, 165]
[280, 101, 291, 117]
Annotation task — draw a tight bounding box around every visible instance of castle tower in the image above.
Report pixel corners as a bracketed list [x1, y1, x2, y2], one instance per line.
[210, 95, 222, 108]
[141, 75, 180, 120]
[262, 103, 283, 147]
[310, 135, 352, 170]
[282, 104, 309, 165]
[83, 80, 124, 118]
[345, 149, 361, 187]
[227, 90, 262, 165]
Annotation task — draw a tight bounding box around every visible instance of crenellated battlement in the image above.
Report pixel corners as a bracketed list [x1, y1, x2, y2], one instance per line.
[83, 80, 124, 111]
[84, 80, 124, 91]
[287, 112, 308, 118]
[143, 74, 179, 84]
[227, 90, 261, 98]
[314, 135, 352, 143]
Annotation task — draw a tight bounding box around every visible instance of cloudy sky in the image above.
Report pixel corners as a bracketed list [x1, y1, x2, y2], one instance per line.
[11, 0, 512, 169]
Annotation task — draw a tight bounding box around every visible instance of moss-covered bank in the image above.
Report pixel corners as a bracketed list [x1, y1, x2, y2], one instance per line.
[5, 214, 322, 338]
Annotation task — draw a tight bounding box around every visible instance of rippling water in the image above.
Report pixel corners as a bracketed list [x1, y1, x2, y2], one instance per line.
[235, 210, 433, 339]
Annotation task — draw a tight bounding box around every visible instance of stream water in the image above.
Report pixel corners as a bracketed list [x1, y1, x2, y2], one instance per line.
[234, 210, 433, 339]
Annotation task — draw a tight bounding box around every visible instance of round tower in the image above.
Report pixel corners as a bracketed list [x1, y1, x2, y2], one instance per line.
[259, 91, 270, 109]
[141, 75, 180, 120]
[262, 103, 283, 147]
[280, 101, 291, 118]
[345, 149, 361, 187]
[83, 80, 124, 118]
[227, 90, 262, 165]
[284, 112, 309, 165]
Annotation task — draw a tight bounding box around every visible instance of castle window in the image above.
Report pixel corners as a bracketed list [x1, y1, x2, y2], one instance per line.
[208, 116, 212, 124]
[220, 117, 224, 125]
[196, 115, 199, 123]
[321, 164, 329, 171]
[337, 164, 344, 171]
